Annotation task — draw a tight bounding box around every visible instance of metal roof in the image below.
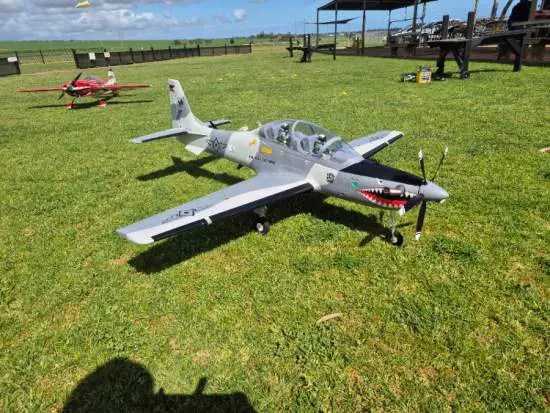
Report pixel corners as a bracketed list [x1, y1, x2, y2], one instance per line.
[318, 0, 438, 12]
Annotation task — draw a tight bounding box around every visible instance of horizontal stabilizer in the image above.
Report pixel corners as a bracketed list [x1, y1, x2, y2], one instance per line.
[208, 119, 231, 129]
[131, 128, 189, 144]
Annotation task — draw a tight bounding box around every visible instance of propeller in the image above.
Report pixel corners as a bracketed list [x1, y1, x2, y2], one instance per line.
[58, 72, 82, 100]
[431, 147, 448, 181]
[401, 147, 448, 240]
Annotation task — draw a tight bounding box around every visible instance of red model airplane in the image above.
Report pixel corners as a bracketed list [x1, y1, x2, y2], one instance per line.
[18, 69, 151, 109]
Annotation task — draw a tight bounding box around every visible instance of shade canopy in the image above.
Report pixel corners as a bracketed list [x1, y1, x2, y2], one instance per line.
[318, 0, 437, 11]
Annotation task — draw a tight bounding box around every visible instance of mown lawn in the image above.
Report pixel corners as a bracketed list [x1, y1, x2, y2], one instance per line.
[0, 46, 548, 412]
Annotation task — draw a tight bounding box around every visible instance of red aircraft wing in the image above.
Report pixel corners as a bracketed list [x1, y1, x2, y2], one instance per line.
[18, 87, 66, 93]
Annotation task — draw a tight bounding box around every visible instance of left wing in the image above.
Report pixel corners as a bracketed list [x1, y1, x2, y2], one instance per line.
[117, 173, 312, 244]
[91, 83, 151, 91]
[349, 130, 403, 158]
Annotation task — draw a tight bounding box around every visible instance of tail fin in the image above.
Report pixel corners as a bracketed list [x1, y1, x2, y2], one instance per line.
[169, 79, 208, 133]
[106, 68, 116, 85]
[131, 80, 210, 156]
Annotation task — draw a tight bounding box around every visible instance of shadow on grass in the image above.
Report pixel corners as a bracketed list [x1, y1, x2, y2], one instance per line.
[62, 357, 256, 413]
[137, 156, 241, 186]
[29, 98, 154, 110]
[129, 192, 411, 274]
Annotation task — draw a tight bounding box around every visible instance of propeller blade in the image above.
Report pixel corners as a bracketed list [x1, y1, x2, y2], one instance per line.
[71, 72, 82, 86]
[418, 150, 427, 183]
[57, 89, 66, 100]
[431, 147, 448, 182]
[415, 200, 428, 241]
[399, 194, 424, 216]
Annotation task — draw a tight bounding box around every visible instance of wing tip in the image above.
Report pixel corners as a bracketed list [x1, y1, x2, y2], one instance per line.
[116, 228, 154, 245]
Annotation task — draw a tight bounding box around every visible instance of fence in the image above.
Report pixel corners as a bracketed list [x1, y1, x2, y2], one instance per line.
[0, 57, 21, 76]
[72, 44, 252, 69]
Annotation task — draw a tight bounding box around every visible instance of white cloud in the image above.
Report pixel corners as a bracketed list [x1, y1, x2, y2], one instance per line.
[0, 0, 24, 12]
[232, 8, 247, 22]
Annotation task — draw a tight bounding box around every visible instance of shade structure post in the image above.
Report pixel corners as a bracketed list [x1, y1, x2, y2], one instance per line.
[491, 0, 500, 20]
[361, 0, 366, 55]
[528, 0, 537, 21]
[387, 10, 392, 46]
[412, 0, 419, 33]
[333, 0, 338, 60]
[316, 8, 320, 47]
[473, 0, 480, 19]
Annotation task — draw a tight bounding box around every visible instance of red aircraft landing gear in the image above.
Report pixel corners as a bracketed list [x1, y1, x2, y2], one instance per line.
[98, 100, 107, 108]
[66, 102, 73, 110]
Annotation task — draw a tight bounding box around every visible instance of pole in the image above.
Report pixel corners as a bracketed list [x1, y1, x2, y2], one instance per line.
[491, 0, 500, 20]
[333, 0, 338, 60]
[361, 0, 366, 55]
[387, 10, 392, 46]
[473, 0, 480, 19]
[528, 0, 537, 21]
[412, 0, 419, 33]
[316, 8, 320, 47]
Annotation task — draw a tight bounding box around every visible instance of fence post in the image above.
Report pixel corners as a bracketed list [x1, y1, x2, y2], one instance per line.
[39, 50, 45, 64]
[197, 44, 201, 57]
[14, 51, 20, 64]
[249, 42, 252, 54]
[130, 48, 134, 63]
[151, 46, 155, 60]
[168, 45, 173, 58]
[225, 43, 228, 54]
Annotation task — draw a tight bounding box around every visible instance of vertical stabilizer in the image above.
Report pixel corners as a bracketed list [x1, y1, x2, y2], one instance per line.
[168, 79, 208, 134]
[106, 68, 116, 85]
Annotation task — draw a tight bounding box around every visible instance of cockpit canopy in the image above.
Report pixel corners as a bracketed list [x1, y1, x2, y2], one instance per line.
[259, 119, 361, 164]
[84, 75, 101, 82]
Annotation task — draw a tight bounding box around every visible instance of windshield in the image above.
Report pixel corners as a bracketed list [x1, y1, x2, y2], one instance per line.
[259, 119, 360, 164]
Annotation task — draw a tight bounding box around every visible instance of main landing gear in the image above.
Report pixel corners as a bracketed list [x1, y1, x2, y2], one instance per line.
[387, 210, 404, 247]
[253, 206, 270, 235]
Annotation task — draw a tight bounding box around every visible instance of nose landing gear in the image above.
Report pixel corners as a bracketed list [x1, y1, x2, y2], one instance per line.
[387, 210, 404, 247]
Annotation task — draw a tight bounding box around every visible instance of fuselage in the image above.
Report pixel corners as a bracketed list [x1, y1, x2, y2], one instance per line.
[180, 119, 448, 211]
[63, 78, 117, 98]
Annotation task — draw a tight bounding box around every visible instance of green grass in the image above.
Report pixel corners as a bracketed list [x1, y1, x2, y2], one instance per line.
[0, 46, 548, 412]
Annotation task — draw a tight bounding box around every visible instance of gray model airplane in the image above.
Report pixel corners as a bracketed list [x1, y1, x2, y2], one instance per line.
[117, 80, 449, 247]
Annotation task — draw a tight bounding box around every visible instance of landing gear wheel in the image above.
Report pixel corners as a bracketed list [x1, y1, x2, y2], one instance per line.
[255, 218, 270, 235]
[389, 231, 404, 247]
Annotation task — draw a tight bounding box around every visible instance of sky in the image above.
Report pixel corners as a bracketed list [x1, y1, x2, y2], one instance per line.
[0, 0, 523, 41]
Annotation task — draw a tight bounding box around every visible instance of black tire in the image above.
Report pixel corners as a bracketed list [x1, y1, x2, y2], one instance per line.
[389, 231, 404, 247]
[255, 218, 270, 235]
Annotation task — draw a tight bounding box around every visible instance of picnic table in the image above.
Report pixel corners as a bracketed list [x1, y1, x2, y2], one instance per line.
[427, 29, 531, 79]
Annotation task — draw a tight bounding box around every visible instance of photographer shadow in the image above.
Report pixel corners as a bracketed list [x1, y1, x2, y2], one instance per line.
[62, 357, 256, 413]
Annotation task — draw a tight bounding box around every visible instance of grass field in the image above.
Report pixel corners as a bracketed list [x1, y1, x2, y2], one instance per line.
[0, 46, 548, 412]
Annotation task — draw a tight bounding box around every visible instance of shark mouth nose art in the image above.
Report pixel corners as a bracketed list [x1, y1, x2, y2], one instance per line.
[358, 187, 416, 208]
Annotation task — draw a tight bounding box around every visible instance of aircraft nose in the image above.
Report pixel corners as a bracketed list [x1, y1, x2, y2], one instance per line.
[420, 181, 449, 202]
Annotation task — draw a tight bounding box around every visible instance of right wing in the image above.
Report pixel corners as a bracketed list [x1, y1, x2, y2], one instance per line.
[117, 173, 313, 244]
[18, 87, 65, 93]
[349, 130, 403, 158]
